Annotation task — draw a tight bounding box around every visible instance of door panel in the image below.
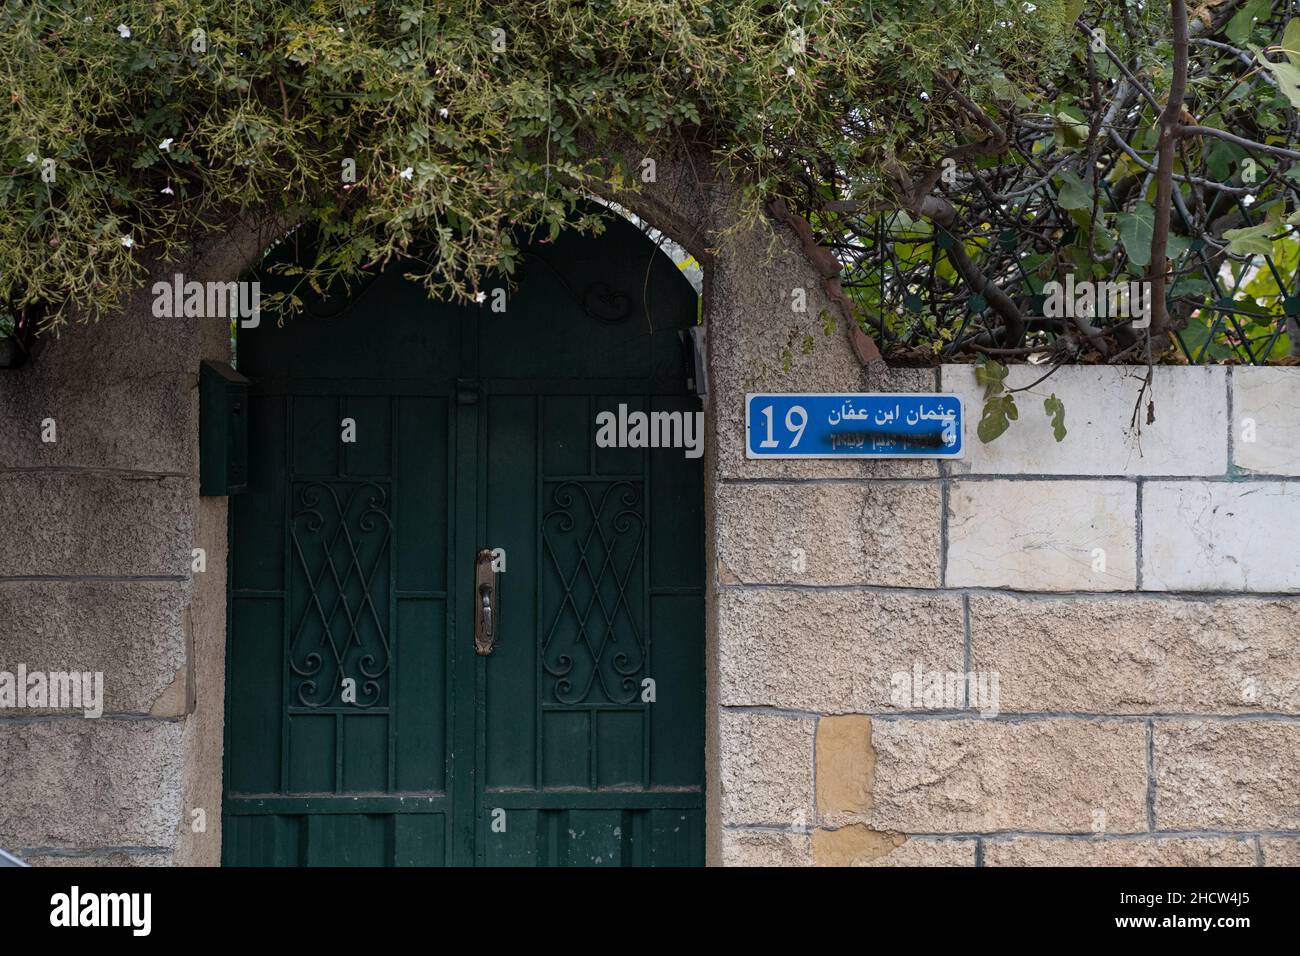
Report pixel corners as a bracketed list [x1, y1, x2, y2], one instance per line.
[475, 394, 704, 862]
[225, 391, 458, 865]
[224, 212, 703, 866]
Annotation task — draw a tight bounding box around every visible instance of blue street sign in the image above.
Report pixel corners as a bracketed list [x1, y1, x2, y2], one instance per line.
[745, 393, 964, 459]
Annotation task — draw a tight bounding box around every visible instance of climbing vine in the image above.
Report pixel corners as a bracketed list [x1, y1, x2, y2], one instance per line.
[1, 0, 1076, 328]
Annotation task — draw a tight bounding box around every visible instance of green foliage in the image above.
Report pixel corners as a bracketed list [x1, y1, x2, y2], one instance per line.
[977, 391, 1018, 443]
[835, 3, 1299, 368]
[1044, 392, 1066, 442]
[1054, 170, 1092, 211]
[974, 355, 1010, 398]
[0, 0, 1076, 328]
[975, 356, 1067, 444]
[1116, 202, 1154, 269]
[1223, 222, 1275, 257]
[1252, 41, 1300, 111]
[1225, 0, 1266, 43]
[975, 356, 1016, 442]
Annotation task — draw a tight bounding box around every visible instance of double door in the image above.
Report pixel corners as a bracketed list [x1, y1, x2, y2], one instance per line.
[222, 219, 705, 865]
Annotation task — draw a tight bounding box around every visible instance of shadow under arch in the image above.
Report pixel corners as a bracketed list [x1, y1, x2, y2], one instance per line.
[236, 200, 700, 384]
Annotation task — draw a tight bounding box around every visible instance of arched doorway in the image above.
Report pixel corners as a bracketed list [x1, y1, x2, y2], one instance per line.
[222, 211, 705, 865]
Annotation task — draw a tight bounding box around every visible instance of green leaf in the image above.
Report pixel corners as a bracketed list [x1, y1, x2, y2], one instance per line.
[1253, 46, 1300, 110]
[976, 410, 1007, 443]
[1052, 110, 1090, 151]
[1226, 0, 1270, 46]
[977, 393, 1018, 444]
[1171, 276, 1213, 298]
[1068, 243, 1094, 275]
[988, 72, 1029, 108]
[1055, 170, 1092, 210]
[1067, 206, 1116, 252]
[1222, 222, 1274, 257]
[1180, 313, 1236, 361]
[974, 357, 1009, 399]
[1044, 393, 1067, 442]
[1020, 253, 1050, 275]
[1282, 18, 1300, 68]
[1116, 202, 1154, 268]
[1203, 140, 1243, 181]
[1060, 0, 1086, 25]
[1165, 234, 1191, 262]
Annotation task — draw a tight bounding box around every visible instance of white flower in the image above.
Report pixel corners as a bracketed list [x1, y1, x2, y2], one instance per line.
[161, 185, 174, 195]
[117, 24, 131, 38]
[786, 65, 795, 76]
[399, 166, 413, 180]
[475, 291, 486, 303]
[25, 153, 36, 164]
[1241, 194, 1256, 207]
[439, 108, 449, 118]
[159, 138, 174, 152]
[121, 235, 134, 248]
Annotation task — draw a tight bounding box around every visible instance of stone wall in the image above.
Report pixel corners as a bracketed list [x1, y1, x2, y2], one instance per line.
[0, 223, 270, 865]
[714, 360, 1300, 867]
[2, 147, 1296, 867]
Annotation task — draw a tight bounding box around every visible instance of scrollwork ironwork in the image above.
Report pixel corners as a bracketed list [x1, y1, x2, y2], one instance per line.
[541, 480, 646, 704]
[518, 251, 633, 324]
[289, 481, 392, 708]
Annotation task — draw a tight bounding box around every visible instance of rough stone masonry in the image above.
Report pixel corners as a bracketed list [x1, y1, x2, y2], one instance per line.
[717, 361, 1300, 867]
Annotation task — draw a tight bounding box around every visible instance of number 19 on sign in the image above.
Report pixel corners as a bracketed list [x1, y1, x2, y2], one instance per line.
[757, 403, 808, 449]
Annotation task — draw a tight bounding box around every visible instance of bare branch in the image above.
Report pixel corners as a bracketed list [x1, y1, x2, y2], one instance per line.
[1147, 0, 1190, 343]
[1176, 125, 1300, 162]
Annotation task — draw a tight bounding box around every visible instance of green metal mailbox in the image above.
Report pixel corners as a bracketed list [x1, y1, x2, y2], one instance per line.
[199, 360, 250, 495]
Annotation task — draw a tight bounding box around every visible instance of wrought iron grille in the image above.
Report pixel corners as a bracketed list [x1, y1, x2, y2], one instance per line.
[1167, 195, 1300, 364]
[288, 481, 392, 708]
[541, 480, 647, 706]
[844, 195, 1298, 366]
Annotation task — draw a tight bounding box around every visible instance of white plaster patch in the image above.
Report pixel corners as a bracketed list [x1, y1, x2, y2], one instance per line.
[946, 479, 1136, 590]
[1232, 368, 1300, 476]
[1141, 481, 1300, 591]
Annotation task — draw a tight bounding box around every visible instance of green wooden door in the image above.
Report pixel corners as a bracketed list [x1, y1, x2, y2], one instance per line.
[222, 215, 704, 866]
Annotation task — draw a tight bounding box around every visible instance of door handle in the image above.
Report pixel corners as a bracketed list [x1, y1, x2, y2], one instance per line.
[474, 548, 498, 656]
